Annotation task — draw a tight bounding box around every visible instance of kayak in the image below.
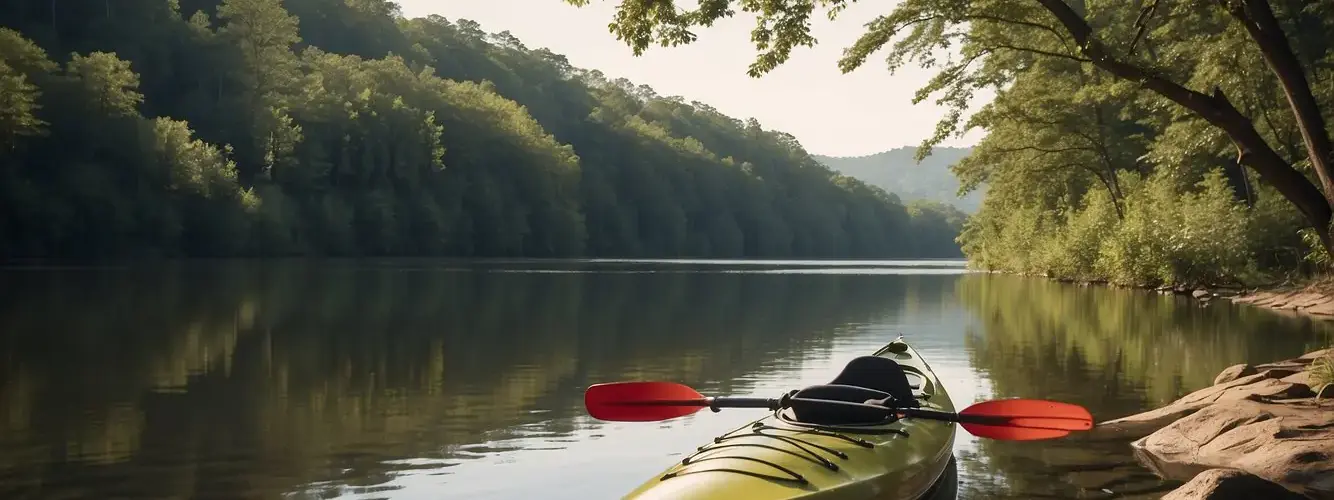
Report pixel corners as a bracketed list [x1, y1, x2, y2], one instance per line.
[623, 337, 958, 500]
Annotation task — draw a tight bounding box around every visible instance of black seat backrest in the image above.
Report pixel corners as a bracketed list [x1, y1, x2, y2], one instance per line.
[828, 356, 918, 408]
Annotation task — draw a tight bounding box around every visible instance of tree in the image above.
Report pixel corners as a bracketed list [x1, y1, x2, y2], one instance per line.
[217, 0, 303, 184]
[563, 0, 1334, 254]
[0, 61, 45, 151]
[63, 52, 142, 117]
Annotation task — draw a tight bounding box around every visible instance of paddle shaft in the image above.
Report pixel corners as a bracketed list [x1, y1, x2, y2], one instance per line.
[616, 396, 1002, 422]
[786, 396, 1076, 427]
[608, 393, 1084, 430]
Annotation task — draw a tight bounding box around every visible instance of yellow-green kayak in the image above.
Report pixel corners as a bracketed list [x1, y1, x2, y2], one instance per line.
[624, 338, 958, 500]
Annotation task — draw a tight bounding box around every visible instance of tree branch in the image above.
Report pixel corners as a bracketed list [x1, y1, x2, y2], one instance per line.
[1229, 0, 1334, 205]
[1032, 0, 1332, 237]
[990, 42, 1091, 63]
[1128, 0, 1160, 55]
[993, 144, 1099, 156]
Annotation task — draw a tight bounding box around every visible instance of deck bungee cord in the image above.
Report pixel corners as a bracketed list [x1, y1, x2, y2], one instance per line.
[663, 391, 928, 485]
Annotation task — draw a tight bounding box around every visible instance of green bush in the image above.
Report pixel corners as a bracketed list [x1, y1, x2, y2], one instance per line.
[962, 168, 1277, 287]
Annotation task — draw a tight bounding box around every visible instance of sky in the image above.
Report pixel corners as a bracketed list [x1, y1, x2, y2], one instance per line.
[395, 0, 991, 158]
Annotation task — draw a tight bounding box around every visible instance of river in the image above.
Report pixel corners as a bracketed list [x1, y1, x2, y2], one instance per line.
[0, 259, 1329, 499]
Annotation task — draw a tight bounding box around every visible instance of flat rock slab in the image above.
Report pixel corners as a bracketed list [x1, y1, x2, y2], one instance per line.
[1300, 349, 1334, 361]
[1094, 371, 1312, 440]
[1215, 364, 1257, 385]
[1134, 399, 1334, 499]
[1100, 348, 1334, 499]
[1162, 468, 1308, 500]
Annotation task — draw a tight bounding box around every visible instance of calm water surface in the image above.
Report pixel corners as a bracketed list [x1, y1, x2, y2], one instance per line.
[0, 260, 1330, 499]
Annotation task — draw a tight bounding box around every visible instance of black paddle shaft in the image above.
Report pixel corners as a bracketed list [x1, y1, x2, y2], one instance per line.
[709, 397, 782, 411]
[627, 395, 1013, 425]
[640, 395, 1014, 425]
[779, 396, 1014, 426]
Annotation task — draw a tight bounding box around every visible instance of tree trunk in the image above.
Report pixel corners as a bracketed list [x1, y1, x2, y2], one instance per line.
[1034, 0, 1334, 256]
[1226, 0, 1334, 206]
[1089, 170, 1125, 219]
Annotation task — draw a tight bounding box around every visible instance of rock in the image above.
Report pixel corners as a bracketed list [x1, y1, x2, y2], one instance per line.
[1133, 399, 1334, 499]
[1093, 371, 1305, 440]
[1300, 349, 1334, 361]
[1245, 291, 1288, 307]
[1289, 292, 1331, 309]
[1303, 299, 1334, 316]
[1161, 469, 1306, 499]
[1256, 360, 1315, 372]
[1280, 370, 1314, 387]
[1193, 289, 1211, 299]
[1215, 364, 1257, 385]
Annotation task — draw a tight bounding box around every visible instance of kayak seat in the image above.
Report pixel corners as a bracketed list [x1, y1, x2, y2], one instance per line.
[788, 384, 896, 425]
[828, 356, 919, 408]
[785, 356, 924, 426]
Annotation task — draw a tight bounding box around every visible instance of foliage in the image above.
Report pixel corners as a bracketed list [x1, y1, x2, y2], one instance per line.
[0, 2, 965, 259]
[564, 0, 1334, 283]
[963, 170, 1274, 286]
[1312, 352, 1334, 396]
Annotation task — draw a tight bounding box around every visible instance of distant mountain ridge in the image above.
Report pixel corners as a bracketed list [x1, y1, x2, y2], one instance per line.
[814, 147, 982, 213]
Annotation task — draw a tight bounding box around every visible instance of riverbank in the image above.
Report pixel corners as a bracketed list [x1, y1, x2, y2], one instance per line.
[974, 268, 1334, 496]
[981, 268, 1334, 314]
[1106, 276, 1334, 499]
[1091, 346, 1333, 499]
[1221, 276, 1334, 320]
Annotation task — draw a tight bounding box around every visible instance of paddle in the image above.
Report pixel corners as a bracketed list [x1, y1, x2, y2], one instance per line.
[584, 381, 1093, 441]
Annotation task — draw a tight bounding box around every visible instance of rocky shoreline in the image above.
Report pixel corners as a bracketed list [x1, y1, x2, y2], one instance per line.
[1091, 347, 1334, 499]
[1225, 285, 1334, 320]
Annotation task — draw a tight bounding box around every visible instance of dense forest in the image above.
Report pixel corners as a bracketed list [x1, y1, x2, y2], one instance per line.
[574, 0, 1334, 286]
[814, 147, 982, 213]
[0, 0, 965, 260]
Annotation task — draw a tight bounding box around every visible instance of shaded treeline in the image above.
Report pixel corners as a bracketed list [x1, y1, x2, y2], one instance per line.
[0, 0, 963, 259]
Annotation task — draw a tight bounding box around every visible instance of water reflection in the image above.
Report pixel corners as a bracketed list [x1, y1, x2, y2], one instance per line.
[0, 262, 1328, 500]
[0, 261, 943, 499]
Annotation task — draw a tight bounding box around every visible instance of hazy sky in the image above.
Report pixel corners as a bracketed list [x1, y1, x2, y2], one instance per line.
[395, 1, 990, 157]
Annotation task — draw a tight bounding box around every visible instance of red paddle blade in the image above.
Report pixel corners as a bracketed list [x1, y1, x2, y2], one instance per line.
[958, 399, 1094, 441]
[584, 381, 709, 422]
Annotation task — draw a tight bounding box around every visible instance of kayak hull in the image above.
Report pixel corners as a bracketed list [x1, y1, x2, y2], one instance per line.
[624, 339, 958, 500]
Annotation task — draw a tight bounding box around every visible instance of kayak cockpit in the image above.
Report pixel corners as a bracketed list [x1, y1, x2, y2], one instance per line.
[782, 352, 932, 427]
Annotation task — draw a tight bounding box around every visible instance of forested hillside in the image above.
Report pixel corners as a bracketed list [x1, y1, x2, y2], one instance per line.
[568, 0, 1334, 286]
[0, 0, 963, 259]
[813, 147, 983, 213]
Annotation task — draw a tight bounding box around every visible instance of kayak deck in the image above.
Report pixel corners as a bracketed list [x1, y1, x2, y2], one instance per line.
[625, 338, 957, 500]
